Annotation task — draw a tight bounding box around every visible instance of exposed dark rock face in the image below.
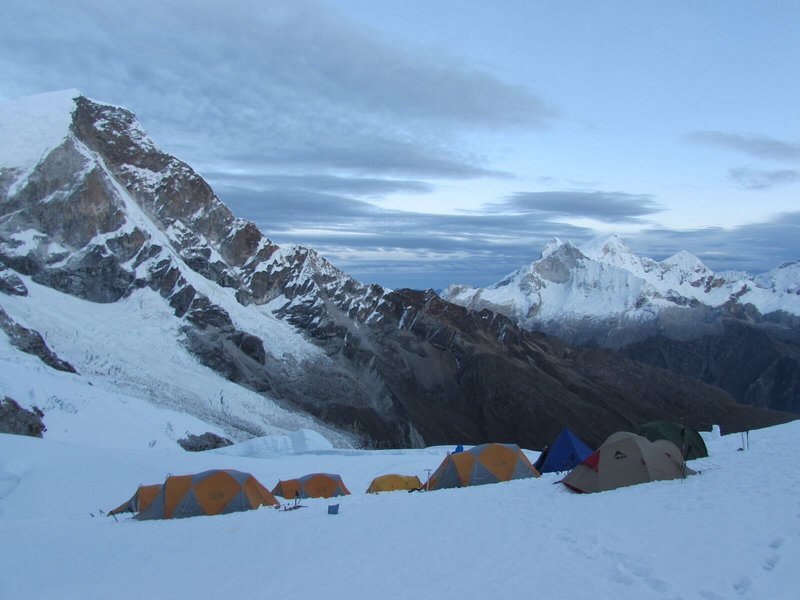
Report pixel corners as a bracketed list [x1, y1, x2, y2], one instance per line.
[0, 307, 77, 373]
[1, 93, 794, 449]
[270, 283, 794, 448]
[0, 397, 46, 437]
[177, 432, 233, 452]
[621, 318, 800, 414]
[512, 304, 800, 417]
[0, 266, 28, 296]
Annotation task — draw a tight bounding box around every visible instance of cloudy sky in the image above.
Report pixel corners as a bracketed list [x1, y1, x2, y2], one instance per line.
[2, 0, 798, 289]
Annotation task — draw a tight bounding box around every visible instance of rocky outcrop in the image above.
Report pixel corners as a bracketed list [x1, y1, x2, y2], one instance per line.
[177, 431, 233, 452]
[0, 398, 46, 437]
[0, 307, 77, 373]
[0, 266, 28, 296]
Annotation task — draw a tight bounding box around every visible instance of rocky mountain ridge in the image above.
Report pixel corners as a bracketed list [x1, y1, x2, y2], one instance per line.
[443, 236, 800, 413]
[1, 91, 793, 448]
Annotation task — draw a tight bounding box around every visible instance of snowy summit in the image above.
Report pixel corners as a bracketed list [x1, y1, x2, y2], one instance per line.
[0, 89, 81, 170]
[443, 234, 800, 346]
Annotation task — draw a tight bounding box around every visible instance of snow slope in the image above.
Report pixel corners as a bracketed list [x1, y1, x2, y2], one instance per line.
[0, 89, 79, 170]
[0, 274, 350, 449]
[1, 421, 798, 599]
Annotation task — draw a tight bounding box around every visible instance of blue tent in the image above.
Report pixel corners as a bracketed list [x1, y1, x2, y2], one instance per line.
[535, 428, 593, 473]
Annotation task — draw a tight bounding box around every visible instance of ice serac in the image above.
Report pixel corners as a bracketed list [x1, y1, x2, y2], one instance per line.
[443, 235, 800, 413]
[1, 92, 794, 449]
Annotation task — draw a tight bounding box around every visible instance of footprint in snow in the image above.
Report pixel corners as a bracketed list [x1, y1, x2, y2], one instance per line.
[607, 552, 669, 593]
[0, 472, 21, 501]
[732, 576, 752, 595]
[768, 537, 784, 549]
[762, 555, 780, 572]
[762, 537, 785, 572]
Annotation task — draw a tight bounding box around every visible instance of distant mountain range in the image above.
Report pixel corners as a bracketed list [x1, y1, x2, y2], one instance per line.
[0, 91, 794, 449]
[443, 237, 800, 412]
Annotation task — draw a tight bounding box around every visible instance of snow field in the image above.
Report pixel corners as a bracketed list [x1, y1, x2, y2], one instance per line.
[0, 276, 351, 448]
[1, 422, 799, 600]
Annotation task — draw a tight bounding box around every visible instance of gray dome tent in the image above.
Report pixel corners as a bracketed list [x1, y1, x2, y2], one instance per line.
[561, 432, 695, 494]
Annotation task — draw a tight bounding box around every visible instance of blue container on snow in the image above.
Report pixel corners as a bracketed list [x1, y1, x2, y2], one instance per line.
[328, 504, 339, 515]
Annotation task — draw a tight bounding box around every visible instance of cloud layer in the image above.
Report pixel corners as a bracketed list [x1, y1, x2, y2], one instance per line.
[490, 191, 662, 223]
[1, 0, 554, 180]
[216, 179, 799, 289]
[2, 1, 798, 290]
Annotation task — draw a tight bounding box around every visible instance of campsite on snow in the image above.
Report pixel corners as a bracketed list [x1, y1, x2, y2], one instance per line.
[2, 417, 799, 599]
[2, 37, 800, 600]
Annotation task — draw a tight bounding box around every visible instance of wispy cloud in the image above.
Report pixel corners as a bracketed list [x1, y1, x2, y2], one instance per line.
[215, 177, 800, 288]
[685, 130, 800, 192]
[216, 183, 667, 288]
[625, 211, 800, 275]
[488, 191, 663, 223]
[728, 167, 800, 190]
[211, 167, 800, 288]
[686, 131, 800, 161]
[204, 172, 434, 198]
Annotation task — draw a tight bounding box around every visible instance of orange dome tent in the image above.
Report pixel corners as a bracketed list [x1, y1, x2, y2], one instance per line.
[272, 473, 350, 499]
[133, 469, 279, 520]
[424, 443, 540, 490]
[108, 483, 162, 516]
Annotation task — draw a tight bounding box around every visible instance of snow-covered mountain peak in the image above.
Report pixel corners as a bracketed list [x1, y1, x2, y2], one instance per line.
[581, 233, 632, 259]
[540, 237, 564, 259]
[579, 234, 647, 274]
[660, 249, 711, 275]
[533, 239, 586, 278]
[754, 260, 800, 294]
[0, 89, 81, 170]
[1, 91, 378, 446]
[443, 233, 800, 346]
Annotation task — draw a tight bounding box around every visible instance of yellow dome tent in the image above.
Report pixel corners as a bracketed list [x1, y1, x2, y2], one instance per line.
[366, 474, 422, 493]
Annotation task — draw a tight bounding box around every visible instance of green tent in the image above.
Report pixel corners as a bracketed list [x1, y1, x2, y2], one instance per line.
[638, 421, 708, 460]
